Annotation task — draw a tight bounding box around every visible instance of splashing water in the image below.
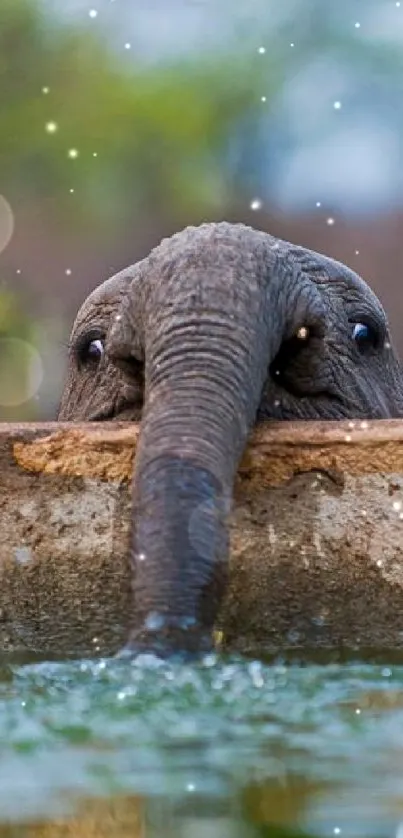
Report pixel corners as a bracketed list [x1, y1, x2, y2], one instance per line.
[1, 656, 403, 835]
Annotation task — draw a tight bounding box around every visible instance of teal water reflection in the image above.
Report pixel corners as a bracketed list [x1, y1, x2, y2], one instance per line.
[0, 655, 403, 836]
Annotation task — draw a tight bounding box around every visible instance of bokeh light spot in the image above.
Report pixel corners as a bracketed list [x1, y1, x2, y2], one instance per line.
[0, 196, 14, 255]
[0, 338, 43, 407]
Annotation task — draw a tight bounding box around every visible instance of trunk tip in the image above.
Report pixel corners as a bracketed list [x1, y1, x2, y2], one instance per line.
[119, 613, 215, 660]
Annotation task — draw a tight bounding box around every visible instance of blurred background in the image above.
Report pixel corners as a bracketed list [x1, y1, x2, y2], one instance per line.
[1, 0, 403, 419]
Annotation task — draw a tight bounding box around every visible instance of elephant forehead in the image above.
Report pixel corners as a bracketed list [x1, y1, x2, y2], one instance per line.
[137, 224, 284, 311]
[73, 267, 138, 330]
[315, 258, 385, 317]
[144, 222, 274, 278]
[82, 268, 136, 310]
[283, 241, 385, 312]
[144, 224, 379, 311]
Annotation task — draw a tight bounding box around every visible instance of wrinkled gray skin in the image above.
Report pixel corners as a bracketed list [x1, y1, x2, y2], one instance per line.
[59, 222, 403, 656]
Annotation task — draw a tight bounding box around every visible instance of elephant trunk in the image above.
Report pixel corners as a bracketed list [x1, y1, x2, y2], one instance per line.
[131, 321, 269, 655]
[108, 234, 319, 655]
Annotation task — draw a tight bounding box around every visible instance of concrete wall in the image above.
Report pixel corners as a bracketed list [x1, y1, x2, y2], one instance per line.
[1, 420, 403, 658]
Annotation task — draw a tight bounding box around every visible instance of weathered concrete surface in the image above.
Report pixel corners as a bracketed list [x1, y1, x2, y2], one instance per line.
[1, 419, 403, 657]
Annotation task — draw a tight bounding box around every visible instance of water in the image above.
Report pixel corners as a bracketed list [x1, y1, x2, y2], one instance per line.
[1, 654, 403, 836]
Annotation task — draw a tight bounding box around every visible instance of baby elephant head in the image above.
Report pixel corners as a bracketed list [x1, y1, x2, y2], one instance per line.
[59, 222, 403, 656]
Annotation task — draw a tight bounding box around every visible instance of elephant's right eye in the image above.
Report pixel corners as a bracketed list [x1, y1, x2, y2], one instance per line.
[76, 333, 105, 366]
[351, 321, 379, 351]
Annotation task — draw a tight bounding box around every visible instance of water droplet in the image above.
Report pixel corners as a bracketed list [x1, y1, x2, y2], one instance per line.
[138, 551, 146, 560]
[124, 42, 132, 50]
[312, 615, 326, 627]
[382, 667, 392, 677]
[290, 42, 294, 47]
[274, 399, 280, 407]
[258, 46, 266, 54]
[334, 828, 341, 835]
[345, 434, 351, 442]
[316, 201, 321, 207]
[376, 559, 383, 567]
[333, 100, 342, 110]
[144, 612, 165, 632]
[202, 653, 217, 668]
[393, 500, 402, 511]
[348, 421, 355, 429]
[117, 690, 126, 700]
[250, 198, 262, 211]
[327, 217, 335, 225]
[45, 121, 58, 133]
[248, 660, 265, 688]
[396, 2, 400, 7]
[360, 420, 368, 429]
[42, 86, 49, 94]
[261, 95, 267, 102]
[65, 268, 72, 276]
[93, 151, 98, 157]
[355, 21, 361, 28]
[177, 616, 197, 630]
[89, 9, 98, 18]
[355, 249, 360, 255]
[69, 188, 74, 194]
[186, 783, 195, 792]
[68, 148, 79, 159]
[355, 707, 361, 714]
[14, 546, 32, 565]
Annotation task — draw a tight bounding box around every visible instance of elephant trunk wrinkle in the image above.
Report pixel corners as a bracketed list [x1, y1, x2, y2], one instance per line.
[129, 325, 272, 654]
[131, 452, 229, 654]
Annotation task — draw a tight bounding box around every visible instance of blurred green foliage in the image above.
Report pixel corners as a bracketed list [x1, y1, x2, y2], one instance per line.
[0, 287, 42, 418]
[0, 0, 278, 227]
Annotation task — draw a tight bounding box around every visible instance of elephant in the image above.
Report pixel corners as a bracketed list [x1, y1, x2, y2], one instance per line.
[58, 221, 403, 657]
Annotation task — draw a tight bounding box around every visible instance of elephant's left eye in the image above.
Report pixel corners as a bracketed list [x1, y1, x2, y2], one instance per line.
[76, 333, 105, 366]
[87, 339, 104, 361]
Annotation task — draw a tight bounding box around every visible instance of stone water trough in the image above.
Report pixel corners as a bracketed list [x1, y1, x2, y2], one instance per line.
[1, 420, 403, 658]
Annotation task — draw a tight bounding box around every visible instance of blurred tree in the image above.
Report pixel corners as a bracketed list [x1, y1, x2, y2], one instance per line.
[0, 286, 42, 418]
[0, 0, 278, 230]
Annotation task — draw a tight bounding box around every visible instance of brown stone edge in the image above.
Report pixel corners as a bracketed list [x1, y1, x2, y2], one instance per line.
[8, 419, 403, 488]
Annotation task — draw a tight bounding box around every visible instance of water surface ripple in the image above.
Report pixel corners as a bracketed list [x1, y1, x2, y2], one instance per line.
[1, 655, 403, 836]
